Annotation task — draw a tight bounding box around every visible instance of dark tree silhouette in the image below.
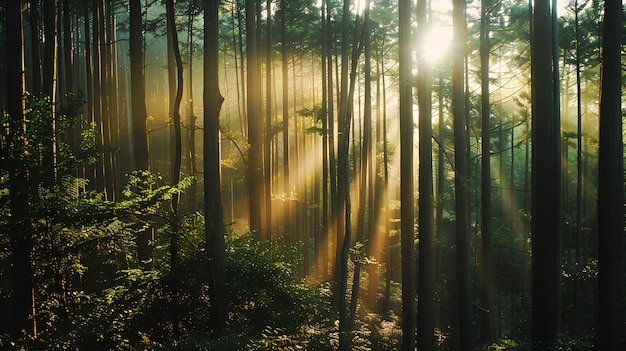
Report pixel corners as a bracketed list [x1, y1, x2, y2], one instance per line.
[453, 0, 475, 346]
[531, 0, 562, 345]
[399, 0, 415, 348]
[204, 0, 228, 335]
[6, 0, 35, 337]
[596, 0, 623, 349]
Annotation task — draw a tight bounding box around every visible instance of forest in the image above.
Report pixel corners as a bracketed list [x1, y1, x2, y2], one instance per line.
[0, 0, 624, 349]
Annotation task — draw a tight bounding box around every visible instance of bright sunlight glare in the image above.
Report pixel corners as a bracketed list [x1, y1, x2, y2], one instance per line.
[420, 25, 453, 63]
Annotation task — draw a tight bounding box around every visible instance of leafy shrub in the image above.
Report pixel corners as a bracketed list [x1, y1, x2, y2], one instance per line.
[226, 233, 331, 335]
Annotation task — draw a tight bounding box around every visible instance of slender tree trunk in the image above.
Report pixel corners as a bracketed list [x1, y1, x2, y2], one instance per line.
[29, 0, 43, 95]
[327, 2, 337, 282]
[434, 74, 445, 331]
[186, 7, 197, 212]
[479, 0, 493, 343]
[531, 0, 562, 345]
[246, 0, 264, 238]
[92, 1, 105, 193]
[62, 0, 73, 94]
[597, 0, 623, 349]
[100, 0, 114, 200]
[351, 0, 372, 326]
[129, 0, 151, 261]
[264, 0, 273, 239]
[416, 0, 434, 348]
[367, 47, 383, 309]
[42, 0, 57, 186]
[572, 2, 583, 335]
[280, 0, 291, 242]
[6, 0, 36, 337]
[337, 0, 355, 347]
[382, 56, 391, 311]
[167, 16, 177, 183]
[453, 0, 474, 347]
[399, 0, 415, 347]
[236, 4, 247, 136]
[320, 0, 330, 281]
[204, 0, 228, 335]
[165, 0, 183, 337]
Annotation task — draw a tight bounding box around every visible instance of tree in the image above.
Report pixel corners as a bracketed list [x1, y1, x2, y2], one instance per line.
[280, 0, 291, 243]
[416, 0, 434, 348]
[596, 0, 623, 348]
[5, 0, 36, 337]
[531, 0, 562, 345]
[479, 0, 494, 342]
[453, 0, 474, 347]
[28, 0, 42, 95]
[351, 0, 372, 327]
[246, 0, 264, 238]
[336, 0, 353, 346]
[129, 0, 152, 262]
[264, 0, 272, 240]
[165, 0, 184, 336]
[204, 0, 228, 335]
[399, 0, 415, 347]
[41, 0, 57, 185]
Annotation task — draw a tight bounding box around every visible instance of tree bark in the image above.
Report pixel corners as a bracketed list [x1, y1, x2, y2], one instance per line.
[204, 0, 228, 335]
[165, 0, 183, 337]
[596, 0, 623, 348]
[453, 0, 475, 346]
[129, 0, 151, 261]
[531, 0, 562, 345]
[246, 0, 264, 238]
[42, 0, 57, 186]
[479, 0, 494, 343]
[6, 0, 36, 337]
[399, 0, 415, 347]
[416, 0, 434, 348]
[264, 0, 273, 240]
[29, 0, 43, 95]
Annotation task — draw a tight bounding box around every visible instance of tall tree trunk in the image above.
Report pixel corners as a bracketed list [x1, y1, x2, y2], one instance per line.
[186, 6, 197, 212]
[531, 0, 562, 345]
[167, 15, 177, 183]
[327, 2, 337, 282]
[6, 0, 36, 337]
[129, 0, 151, 261]
[62, 0, 73, 94]
[351, 0, 372, 326]
[264, 0, 273, 239]
[320, 0, 330, 281]
[280, 0, 291, 243]
[204, 0, 227, 335]
[100, 0, 114, 200]
[165, 0, 183, 337]
[246, 0, 264, 238]
[29, 0, 43, 95]
[399, 0, 415, 347]
[434, 74, 445, 332]
[573, 1, 583, 334]
[416, 0, 434, 348]
[479, 0, 493, 343]
[82, 0, 93, 181]
[92, 0, 104, 192]
[597, 0, 623, 348]
[336, 0, 355, 347]
[42, 0, 57, 186]
[453, 0, 475, 347]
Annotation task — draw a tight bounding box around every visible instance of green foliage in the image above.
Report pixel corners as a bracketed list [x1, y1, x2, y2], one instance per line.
[226, 233, 330, 335]
[482, 335, 594, 351]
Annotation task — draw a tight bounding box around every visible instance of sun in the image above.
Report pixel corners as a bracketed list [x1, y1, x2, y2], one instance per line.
[420, 25, 453, 64]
